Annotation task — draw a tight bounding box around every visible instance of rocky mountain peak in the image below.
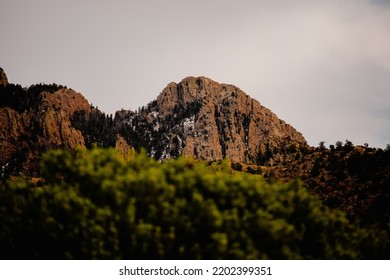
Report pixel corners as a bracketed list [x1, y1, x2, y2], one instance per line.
[117, 76, 308, 163]
[0, 67, 8, 87]
[156, 76, 234, 116]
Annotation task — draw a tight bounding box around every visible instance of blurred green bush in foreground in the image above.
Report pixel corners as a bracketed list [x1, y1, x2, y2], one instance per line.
[0, 148, 388, 259]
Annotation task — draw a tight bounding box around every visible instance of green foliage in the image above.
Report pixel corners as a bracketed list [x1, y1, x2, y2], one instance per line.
[0, 148, 388, 259]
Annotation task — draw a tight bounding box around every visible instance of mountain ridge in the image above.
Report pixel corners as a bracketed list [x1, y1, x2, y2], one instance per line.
[0, 68, 307, 174]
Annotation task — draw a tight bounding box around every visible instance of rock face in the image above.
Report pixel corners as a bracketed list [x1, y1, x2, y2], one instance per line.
[0, 67, 8, 87]
[116, 76, 307, 163]
[0, 73, 91, 176]
[37, 89, 90, 148]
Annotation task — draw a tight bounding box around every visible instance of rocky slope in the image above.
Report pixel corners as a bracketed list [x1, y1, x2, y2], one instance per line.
[116, 76, 307, 162]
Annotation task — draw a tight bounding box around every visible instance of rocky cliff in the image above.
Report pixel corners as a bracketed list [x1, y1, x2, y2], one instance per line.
[116, 76, 307, 162]
[0, 69, 92, 176]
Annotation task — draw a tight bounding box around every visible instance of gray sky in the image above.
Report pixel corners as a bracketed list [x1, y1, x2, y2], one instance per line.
[1, 0, 389, 148]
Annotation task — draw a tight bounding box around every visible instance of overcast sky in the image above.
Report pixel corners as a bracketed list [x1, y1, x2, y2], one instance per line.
[1, 0, 389, 148]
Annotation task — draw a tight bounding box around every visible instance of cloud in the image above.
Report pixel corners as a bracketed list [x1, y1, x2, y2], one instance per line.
[228, 1, 390, 147]
[371, 0, 390, 5]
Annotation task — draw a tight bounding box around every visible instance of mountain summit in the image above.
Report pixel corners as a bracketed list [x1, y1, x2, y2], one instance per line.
[115, 76, 307, 162]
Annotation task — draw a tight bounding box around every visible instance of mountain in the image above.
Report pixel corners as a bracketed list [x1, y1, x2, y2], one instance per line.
[115, 76, 307, 162]
[0, 69, 307, 175]
[73, 75, 390, 233]
[0, 67, 389, 232]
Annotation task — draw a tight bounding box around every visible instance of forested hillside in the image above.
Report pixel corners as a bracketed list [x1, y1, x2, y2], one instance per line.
[262, 142, 390, 232]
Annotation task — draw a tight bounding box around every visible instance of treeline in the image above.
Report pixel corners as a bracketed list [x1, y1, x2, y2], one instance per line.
[0, 148, 388, 259]
[0, 83, 66, 112]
